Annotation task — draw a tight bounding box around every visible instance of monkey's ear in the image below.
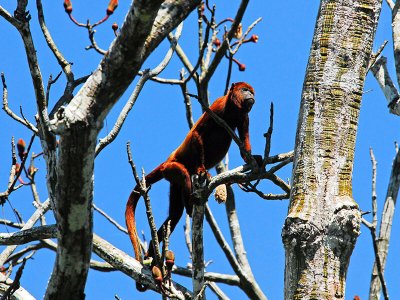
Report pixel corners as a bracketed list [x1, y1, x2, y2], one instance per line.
[230, 82, 236, 90]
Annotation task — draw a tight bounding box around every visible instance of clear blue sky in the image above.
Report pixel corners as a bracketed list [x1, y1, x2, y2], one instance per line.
[0, 1, 399, 299]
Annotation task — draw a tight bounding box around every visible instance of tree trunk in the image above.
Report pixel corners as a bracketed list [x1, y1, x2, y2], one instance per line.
[282, 1, 382, 299]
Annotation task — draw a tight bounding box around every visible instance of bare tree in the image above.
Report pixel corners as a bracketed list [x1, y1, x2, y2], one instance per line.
[0, 0, 290, 299]
[1, 0, 399, 299]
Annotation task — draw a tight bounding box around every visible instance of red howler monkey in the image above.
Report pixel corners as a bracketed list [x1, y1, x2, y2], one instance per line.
[126, 82, 260, 266]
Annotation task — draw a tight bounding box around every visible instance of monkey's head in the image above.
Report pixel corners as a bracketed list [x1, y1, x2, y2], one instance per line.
[230, 82, 255, 112]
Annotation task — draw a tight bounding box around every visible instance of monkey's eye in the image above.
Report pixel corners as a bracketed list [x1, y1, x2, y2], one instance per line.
[241, 87, 249, 92]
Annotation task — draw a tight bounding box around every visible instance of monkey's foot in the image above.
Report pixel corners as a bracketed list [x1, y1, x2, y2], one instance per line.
[191, 172, 210, 189]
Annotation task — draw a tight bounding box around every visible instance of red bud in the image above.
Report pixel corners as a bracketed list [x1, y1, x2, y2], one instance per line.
[165, 250, 175, 269]
[17, 139, 26, 158]
[28, 165, 37, 176]
[251, 34, 259, 43]
[106, 0, 118, 15]
[213, 38, 221, 48]
[152, 266, 163, 283]
[63, 0, 73, 14]
[112, 23, 118, 31]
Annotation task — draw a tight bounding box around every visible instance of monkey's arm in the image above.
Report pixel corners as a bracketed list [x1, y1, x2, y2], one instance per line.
[238, 114, 252, 160]
[237, 115, 262, 166]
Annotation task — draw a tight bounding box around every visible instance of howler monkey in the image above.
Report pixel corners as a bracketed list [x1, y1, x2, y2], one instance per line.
[126, 82, 260, 265]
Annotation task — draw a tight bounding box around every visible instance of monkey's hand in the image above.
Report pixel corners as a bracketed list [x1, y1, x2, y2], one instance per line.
[243, 153, 264, 171]
[192, 168, 211, 189]
[252, 155, 264, 168]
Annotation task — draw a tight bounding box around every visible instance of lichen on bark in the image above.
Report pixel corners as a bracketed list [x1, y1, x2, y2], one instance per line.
[282, 1, 382, 299]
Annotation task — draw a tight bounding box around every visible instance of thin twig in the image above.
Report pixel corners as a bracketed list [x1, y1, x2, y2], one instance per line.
[86, 25, 107, 55]
[93, 204, 128, 234]
[126, 142, 162, 267]
[1, 73, 38, 134]
[230, 17, 262, 55]
[0, 258, 27, 300]
[368, 40, 388, 70]
[370, 148, 378, 228]
[0, 199, 51, 266]
[204, 204, 244, 276]
[183, 214, 193, 259]
[202, 0, 250, 84]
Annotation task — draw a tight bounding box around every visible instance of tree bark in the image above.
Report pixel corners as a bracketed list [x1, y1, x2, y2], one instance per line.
[369, 149, 400, 299]
[43, 1, 200, 298]
[282, 1, 382, 299]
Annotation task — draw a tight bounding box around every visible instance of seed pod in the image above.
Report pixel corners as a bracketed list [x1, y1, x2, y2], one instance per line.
[214, 184, 227, 203]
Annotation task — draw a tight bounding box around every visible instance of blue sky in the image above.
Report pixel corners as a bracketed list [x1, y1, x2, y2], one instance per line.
[0, 1, 399, 299]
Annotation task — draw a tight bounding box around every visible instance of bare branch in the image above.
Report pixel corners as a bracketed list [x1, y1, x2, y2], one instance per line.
[0, 273, 34, 300]
[172, 265, 240, 286]
[126, 142, 162, 266]
[368, 40, 388, 70]
[191, 196, 206, 299]
[386, 0, 395, 9]
[184, 214, 193, 256]
[0, 225, 57, 246]
[0, 199, 51, 266]
[0, 220, 23, 230]
[1, 73, 38, 134]
[0, 6, 20, 27]
[93, 204, 128, 234]
[180, 70, 195, 129]
[370, 148, 378, 228]
[230, 17, 262, 55]
[369, 227, 390, 300]
[202, 0, 249, 84]
[92, 233, 192, 299]
[205, 204, 244, 276]
[370, 56, 400, 115]
[0, 259, 27, 300]
[36, 0, 73, 80]
[85, 24, 107, 55]
[369, 145, 400, 299]
[95, 23, 183, 156]
[265, 150, 294, 164]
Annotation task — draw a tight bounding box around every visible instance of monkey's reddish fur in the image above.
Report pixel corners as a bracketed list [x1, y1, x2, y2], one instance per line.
[125, 82, 257, 263]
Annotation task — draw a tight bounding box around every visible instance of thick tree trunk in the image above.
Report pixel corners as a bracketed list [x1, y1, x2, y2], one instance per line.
[43, 1, 200, 298]
[282, 1, 382, 299]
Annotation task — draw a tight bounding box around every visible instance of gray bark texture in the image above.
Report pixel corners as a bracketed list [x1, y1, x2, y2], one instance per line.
[282, 1, 382, 299]
[40, 1, 200, 298]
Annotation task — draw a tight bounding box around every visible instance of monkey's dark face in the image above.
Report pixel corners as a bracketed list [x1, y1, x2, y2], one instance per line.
[241, 87, 255, 112]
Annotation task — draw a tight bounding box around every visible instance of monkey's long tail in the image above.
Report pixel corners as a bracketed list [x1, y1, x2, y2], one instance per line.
[125, 163, 164, 264]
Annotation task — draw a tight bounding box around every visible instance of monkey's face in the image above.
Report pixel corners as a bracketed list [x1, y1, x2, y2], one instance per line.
[230, 82, 256, 112]
[241, 87, 255, 112]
